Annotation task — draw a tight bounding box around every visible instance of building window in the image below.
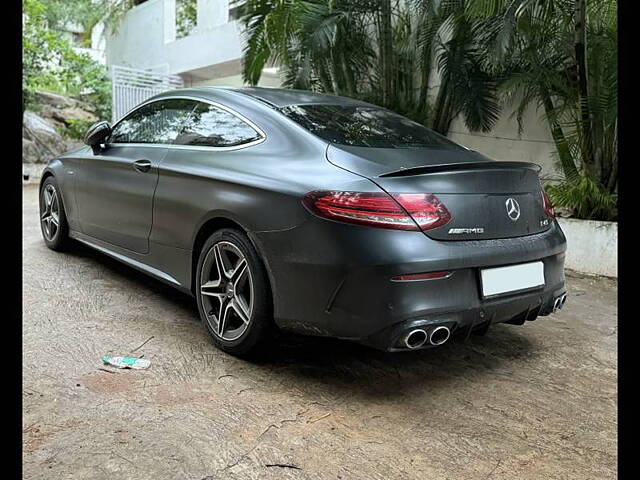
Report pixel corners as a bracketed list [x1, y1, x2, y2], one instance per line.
[228, 0, 245, 21]
[176, 0, 197, 39]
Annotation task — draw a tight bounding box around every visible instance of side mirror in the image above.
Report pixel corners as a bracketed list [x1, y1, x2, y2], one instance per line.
[84, 121, 112, 150]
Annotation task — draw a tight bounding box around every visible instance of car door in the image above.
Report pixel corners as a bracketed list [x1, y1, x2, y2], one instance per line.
[76, 98, 198, 254]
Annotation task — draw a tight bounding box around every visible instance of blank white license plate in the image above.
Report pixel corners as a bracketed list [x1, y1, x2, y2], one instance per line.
[480, 261, 545, 297]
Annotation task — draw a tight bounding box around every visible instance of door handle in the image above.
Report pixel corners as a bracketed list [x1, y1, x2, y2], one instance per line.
[133, 159, 152, 173]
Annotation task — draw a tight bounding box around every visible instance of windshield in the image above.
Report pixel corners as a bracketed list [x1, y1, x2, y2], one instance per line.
[279, 104, 463, 149]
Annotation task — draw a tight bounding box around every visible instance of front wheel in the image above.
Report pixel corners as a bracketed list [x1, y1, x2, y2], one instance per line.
[195, 228, 273, 356]
[39, 176, 70, 251]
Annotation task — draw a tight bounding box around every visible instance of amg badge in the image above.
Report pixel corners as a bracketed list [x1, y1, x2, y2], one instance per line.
[448, 228, 485, 235]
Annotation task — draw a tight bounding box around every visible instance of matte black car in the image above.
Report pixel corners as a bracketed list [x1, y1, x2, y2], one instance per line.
[39, 87, 567, 355]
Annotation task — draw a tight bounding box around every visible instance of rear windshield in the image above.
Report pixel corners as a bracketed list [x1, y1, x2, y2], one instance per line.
[279, 104, 463, 149]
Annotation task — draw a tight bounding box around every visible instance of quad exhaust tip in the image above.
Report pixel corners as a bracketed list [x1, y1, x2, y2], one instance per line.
[429, 326, 451, 346]
[404, 329, 428, 349]
[403, 325, 452, 350]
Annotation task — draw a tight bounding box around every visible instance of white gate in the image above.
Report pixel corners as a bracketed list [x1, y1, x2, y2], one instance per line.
[111, 65, 184, 123]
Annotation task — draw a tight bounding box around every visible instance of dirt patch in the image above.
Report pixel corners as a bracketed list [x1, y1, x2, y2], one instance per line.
[23, 419, 86, 454]
[81, 370, 147, 395]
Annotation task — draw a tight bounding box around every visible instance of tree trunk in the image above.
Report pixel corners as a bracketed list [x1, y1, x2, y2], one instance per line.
[378, 0, 393, 106]
[341, 51, 356, 97]
[606, 120, 618, 193]
[540, 87, 579, 180]
[316, 60, 334, 93]
[440, 91, 456, 135]
[417, 39, 432, 116]
[431, 75, 448, 134]
[329, 49, 343, 95]
[574, 0, 597, 181]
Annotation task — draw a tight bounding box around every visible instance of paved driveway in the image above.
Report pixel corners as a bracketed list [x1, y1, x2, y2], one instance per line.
[23, 184, 617, 479]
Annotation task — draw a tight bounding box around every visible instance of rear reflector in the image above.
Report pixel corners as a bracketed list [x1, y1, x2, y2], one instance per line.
[391, 271, 452, 282]
[302, 191, 452, 231]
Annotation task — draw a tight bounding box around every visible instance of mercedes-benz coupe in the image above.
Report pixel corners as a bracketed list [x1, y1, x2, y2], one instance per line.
[39, 87, 567, 355]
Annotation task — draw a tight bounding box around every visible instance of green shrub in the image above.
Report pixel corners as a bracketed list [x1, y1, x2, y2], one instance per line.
[64, 119, 94, 140]
[23, 0, 111, 119]
[546, 175, 617, 222]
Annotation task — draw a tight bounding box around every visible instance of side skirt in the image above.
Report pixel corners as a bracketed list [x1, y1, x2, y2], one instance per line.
[69, 230, 193, 296]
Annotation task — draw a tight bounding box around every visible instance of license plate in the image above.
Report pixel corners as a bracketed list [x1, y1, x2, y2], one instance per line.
[480, 261, 545, 297]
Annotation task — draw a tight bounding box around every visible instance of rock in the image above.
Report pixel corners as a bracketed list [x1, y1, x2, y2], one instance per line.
[23, 110, 71, 163]
[35, 91, 78, 109]
[52, 106, 98, 125]
[36, 90, 94, 113]
[37, 105, 69, 130]
[23, 91, 96, 164]
[23, 110, 58, 137]
[22, 138, 40, 164]
[40, 104, 98, 127]
[33, 91, 98, 137]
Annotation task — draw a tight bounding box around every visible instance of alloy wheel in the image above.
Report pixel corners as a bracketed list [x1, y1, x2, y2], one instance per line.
[200, 241, 254, 341]
[41, 184, 60, 241]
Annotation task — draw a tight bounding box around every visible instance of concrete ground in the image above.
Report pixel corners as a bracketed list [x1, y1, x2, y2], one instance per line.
[23, 184, 617, 479]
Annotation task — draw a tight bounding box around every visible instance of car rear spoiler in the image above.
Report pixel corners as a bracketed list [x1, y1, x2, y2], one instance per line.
[378, 161, 542, 178]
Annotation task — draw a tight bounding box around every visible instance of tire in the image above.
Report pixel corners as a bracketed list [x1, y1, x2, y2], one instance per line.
[195, 228, 273, 356]
[39, 176, 71, 251]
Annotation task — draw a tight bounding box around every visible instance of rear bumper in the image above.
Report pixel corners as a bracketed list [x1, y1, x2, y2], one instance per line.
[362, 280, 567, 351]
[254, 218, 567, 350]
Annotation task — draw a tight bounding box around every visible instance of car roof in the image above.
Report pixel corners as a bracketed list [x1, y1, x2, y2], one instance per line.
[195, 86, 375, 108]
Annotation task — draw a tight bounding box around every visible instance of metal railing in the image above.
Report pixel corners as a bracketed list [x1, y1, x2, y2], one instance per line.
[111, 65, 184, 123]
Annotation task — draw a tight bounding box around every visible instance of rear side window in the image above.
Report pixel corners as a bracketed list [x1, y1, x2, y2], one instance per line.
[174, 102, 262, 147]
[110, 99, 198, 144]
[279, 104, 463, 149]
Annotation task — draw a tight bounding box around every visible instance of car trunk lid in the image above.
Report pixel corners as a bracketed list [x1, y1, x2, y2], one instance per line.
[326, 145, 551, 240]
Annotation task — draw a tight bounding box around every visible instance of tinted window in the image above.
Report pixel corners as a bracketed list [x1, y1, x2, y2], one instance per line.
[174, 102, 262, 147]
[279, 105, 463, 149]
[110, 99, 197, 144]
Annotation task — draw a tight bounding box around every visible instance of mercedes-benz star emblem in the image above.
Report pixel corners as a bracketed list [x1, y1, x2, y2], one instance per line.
[505, 197, 520, 221]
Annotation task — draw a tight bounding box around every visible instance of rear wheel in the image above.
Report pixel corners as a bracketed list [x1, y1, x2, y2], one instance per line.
[195, 228, 272, 356]
[39, 176, 70, 251]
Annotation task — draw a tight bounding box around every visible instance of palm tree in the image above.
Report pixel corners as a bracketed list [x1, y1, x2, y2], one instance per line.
[240, 0, 617, 220]
[430, 0, 501, 134]
[468, 0, 617, 219]
[240, 0, 501, 135]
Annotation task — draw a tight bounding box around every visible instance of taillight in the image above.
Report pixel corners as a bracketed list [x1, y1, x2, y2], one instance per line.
[393, 193, 452, 230]
[302, 191, 452, 231]
[542, 189, 555, 219]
